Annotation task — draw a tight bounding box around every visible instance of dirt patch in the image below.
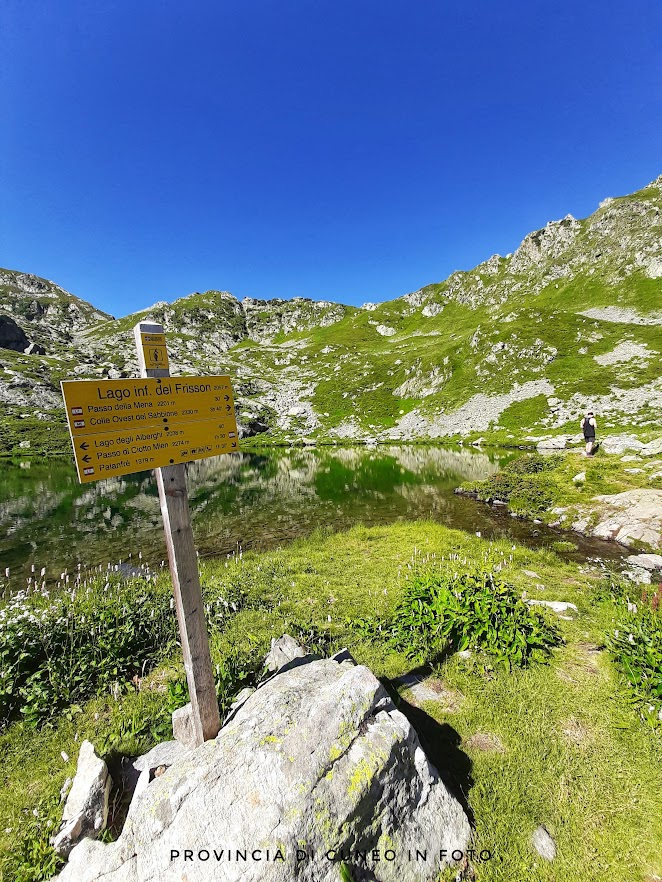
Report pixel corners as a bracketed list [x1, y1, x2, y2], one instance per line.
[557, 643, 605, 683]
[576, 642, 604, 670]
[561, 716, 592, 747]
[395, 675, 464, 711]
[466, 732, 505, 753]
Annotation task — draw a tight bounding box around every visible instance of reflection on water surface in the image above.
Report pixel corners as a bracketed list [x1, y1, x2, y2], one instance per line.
[0, 446, 625, 586]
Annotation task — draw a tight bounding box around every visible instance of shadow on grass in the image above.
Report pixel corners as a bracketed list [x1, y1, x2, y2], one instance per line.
[381, 667, 475, 827]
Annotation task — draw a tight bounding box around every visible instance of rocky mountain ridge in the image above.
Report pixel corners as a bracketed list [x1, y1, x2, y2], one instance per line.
[1, 173, 661, 454]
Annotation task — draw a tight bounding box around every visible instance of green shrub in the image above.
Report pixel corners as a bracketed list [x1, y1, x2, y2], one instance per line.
[592, 572, 632, 604]
[463, 455, 559, 515]
[0, 576, 177, 728]
[388, 569, 563, 669]
[509, 453, 563, 474]
[551, 540, 578, 554]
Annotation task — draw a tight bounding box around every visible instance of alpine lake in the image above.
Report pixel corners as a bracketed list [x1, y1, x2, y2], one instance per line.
[1, 444, 628, 591]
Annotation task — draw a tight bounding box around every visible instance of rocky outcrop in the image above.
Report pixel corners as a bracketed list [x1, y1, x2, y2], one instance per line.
[601, 435, 645, 455]
[51, 741, 110, 858]
[243, 297, 349, 342]
[52, 651, 471, 882]
[572, 489, 662, 550]
[0, 269, 112, 346]
[641, 437, 662, 457]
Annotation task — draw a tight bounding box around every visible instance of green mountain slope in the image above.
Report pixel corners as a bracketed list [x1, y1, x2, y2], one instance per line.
[1, 175, 661, 455]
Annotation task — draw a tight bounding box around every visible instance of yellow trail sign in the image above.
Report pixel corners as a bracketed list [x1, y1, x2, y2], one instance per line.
[61, 376, 235, 436]
[61, 375, 240, 483]
[69, 418, 239, 483]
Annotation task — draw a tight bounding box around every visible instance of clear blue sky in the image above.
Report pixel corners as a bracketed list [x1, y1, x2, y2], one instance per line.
[2, 1, 661, 317]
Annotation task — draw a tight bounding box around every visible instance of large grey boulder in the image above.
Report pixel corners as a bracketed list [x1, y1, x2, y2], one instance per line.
[51, 740, 110, 858]
[52, 657, 471, 882]
[601, 434, 644, 455]
[577, 489, 662, 549]
[626, 553, 662, 571]
[536, 435, 568, 451]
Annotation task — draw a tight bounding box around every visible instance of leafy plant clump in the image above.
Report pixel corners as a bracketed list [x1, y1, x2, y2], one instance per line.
[606, 584, 662, 727]
[0, 576, 178, 728]
[389, 569, 563, 669]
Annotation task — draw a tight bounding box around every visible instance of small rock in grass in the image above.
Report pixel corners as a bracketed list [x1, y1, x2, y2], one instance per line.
[572, 471, 586, 483]
[527, 599, 578, 614]
[394, 675, 464, 711]
[331, 647, 357, 664]
[532, 825, 557, 861]
[59, 778, 73, 804]
[264, 634, 306, 672]
[523, 569, 540, 579]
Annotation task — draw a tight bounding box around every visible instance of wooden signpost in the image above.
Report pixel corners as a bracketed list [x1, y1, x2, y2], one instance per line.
[60, 321, 240, 744]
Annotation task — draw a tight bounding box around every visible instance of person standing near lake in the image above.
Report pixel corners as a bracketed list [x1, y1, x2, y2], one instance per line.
[580, 410, 597, 455]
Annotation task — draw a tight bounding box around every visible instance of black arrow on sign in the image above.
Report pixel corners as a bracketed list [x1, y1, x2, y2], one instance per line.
[231, 441, 237, 448]
[226, 404, 232, 412]
[80, 441, 89, 451]
[82, 455, 91, 463]
[224, 394, 230, 401]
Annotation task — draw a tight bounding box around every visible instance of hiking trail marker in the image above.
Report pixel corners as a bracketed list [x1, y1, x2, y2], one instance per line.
[60, 321, 240, 744]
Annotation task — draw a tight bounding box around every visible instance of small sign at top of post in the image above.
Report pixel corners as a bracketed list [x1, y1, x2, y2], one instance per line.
[59, 322, 242, 745]
[140, 331, 169, 371]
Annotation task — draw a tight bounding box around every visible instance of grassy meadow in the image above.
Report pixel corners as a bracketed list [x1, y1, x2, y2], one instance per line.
[1, 521, 661, 882]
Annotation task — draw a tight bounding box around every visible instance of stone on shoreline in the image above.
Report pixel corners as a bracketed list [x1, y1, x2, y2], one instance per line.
[576, 489, 662, 549]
